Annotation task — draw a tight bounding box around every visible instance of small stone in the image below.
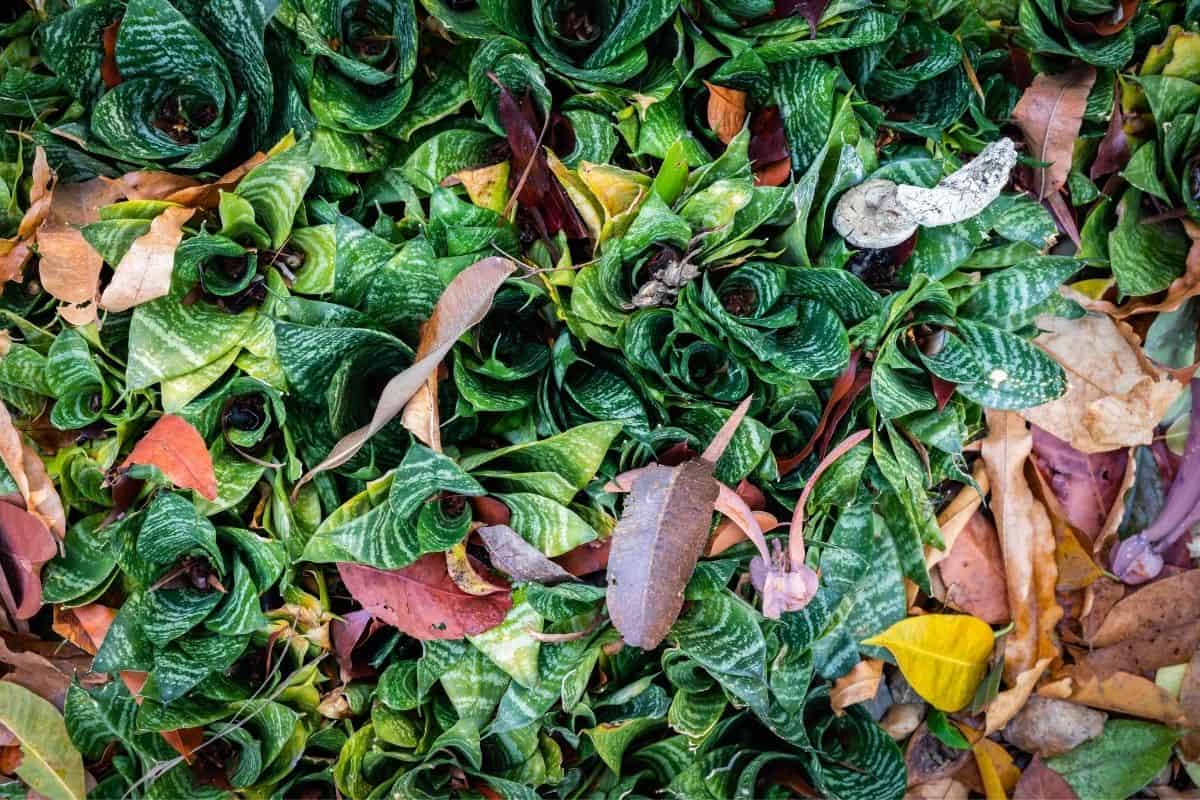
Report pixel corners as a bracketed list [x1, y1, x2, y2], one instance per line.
[880, 702, 924, 740]
[1003, 696, 1106, 757]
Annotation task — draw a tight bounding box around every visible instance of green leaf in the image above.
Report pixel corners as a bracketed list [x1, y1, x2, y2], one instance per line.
[1046, 720, 1180, 800]
[0, 682, 87, 800]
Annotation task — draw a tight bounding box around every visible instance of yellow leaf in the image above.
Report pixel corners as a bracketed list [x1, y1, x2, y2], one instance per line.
[0, 682, 86, 800]
[864, 614, 994, 711]
[973, 737, 1020, 800]
[452, 161, 511, 215]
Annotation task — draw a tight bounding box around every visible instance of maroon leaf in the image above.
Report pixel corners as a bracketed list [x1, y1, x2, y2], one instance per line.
[1090, 87, 1130, 180]
[1030, 426, 1128, 543]
[0, 495, 58, 620]
[774, 0, 828, 37]
[748, 106, 789, 167]
[493, 78, 587, 240]
[931, 376, 957, 412]
[330, 609, 374, 682]
[554, 539, 610, 576]
[338, 554, 512, 640]
[1065, 0, 1139, 36]
[1013, 757, 1079, 800]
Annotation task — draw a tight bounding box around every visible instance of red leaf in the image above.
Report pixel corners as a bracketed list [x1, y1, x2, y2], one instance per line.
[748, 106, 789, 167]
[100, 18, 123, 89]
[1030, 427, 1128, 543]
[330, 609, 375, 682]
[1013, 757, 1079, 800]
[1090, 87, 1130, 180]
[122, 415, 218, 500]
[1065, 0, 1139, 36]
[932, 376, 957, 411]
[338, 554, 512, 640]
[0, 496, 58, 620]
[554, 538, 610, 576]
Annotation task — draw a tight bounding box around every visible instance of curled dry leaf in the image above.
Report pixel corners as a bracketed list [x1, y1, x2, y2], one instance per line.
[984, 657, 1050, 734]
[298, 256, 515, 488]
[0, 401, 67, 538]
[832, 138, 1017, 248]
[705, 82, 748, 145]
[1020, 312, 1184, 453]
[111, 152, 267, 209]
[1012, 64, 1097, 199]
[338, 554, 512, 640]
[122, 414, 218, 501]
[445, 541, 508, 596]
[982, 411, 1061, 684]
[0, 496, 58, 621]
[1055, 665, 1189, 725]
[1088, 569, 1200, 649]
[0, 149, 53, 288]
[830, 658, 884, 715]
[99, 206, 195, 312]
[477, 524, 577, 585]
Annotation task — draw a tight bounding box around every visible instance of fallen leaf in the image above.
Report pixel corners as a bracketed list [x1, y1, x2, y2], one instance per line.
[985, 657, 1051, 734]
[330, 609, 374, 683]
[554, 539, 610, 576]
[905, 722, 973, 786]
[705, 82, 747, 145]
[606, 460, 720, 649]
[36, 172, 126, 315]
[907, 778, 969, 800]
[0, 634, 90, 709]
[864, 614, 995, 712]
[52, 604, 116, 656]
[1052, 521, 1105, 592]
[1090, 220, 1200, 318]
[927, 462, 989, 570]
[1030, 427, 1129, 543]
[113, 152, 267, 209]
[830, 658, 884, 715]
[122, 414, 218, 500]
[1020, 312, 1184, 453]
[0, 401, 67, 538]
[1045, 719, 1180, 800]
[1014, 756, 1080, 800]
[937, 511, 1011, 625]
[445, 541, 508, 596]
[0, 682, 86, 800]
[298, 257, 515, 486]
[1058, 665, 1189, 725]
[775, 0, 829, 36]
[98, 206, 194, 312]
[478, 524, 577, 584]
[1088, 570, 1200, 648]
[1003, 695, 1106, 757]
[972, 737, 1020, 799]
[982, 411, 1061, 683]
[1181, 652, 1200, 725]
[1090, 87, 1129, 180]
[338, 554, 512, 640]
[1065, 0, 1139, 36]
[0, 497, 58, 620]
[881, 703, 924, 741]
[1012, 64, 1097, 199]
[100, 19, 122, 88]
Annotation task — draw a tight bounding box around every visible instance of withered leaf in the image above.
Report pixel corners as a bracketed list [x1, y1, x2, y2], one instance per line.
[704, 82, 747, 145]
[478, 524, 577, 585]
[606, 460, 720, 649]
[339, 554, 512, 640]
[122, 414, 218, 500]
[1012, 65, 1097, 199]
[99, 206, 194, 313]
[0, 497, 58, 621]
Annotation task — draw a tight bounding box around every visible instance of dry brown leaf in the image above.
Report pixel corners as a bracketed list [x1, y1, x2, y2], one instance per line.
[298, 257, 515, 487]
[1057, 665, 1189, 725]
[906, 778, 969, 800]
[0, 149, 53, 289]
[1019, 312, 1184, 453]
[705, 82, 748, 145]
[1078, 619, 1200, 678]
[113, 152, 267, 209]
[0, 401, 66, 538]
[99, 206, 195, 313]
[1181, 652, 1200, 726]
[927, 462, 989, 569]
[37, 175, 126, 313]
[830, 658, 884, 715]
[982, 411, 1061, 684]
[52, 604, 116, 656]
[985, 657, 1051, 734]
[1014, 756, 1080, 800]
[1088, 570, 1200, 648]
[937, 511, 1011, 625]
[122, 414, 218, 500]
[1012, 64, 1097, 199]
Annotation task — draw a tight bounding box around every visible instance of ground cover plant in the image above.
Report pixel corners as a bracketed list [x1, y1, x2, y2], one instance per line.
[0, 0, 1199, 797]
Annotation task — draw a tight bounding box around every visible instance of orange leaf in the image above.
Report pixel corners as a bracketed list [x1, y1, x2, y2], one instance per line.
[985, 657, 1051, 734]
[830, 658, 884, 715]
[937, 511, 1011, 625]
[1057, 665, 1189, 725]
[704, 82, 747, 145]
[52, 604, 116, 656]
[972, 737, 1020, 799]
[100, 19, 122, 88]
[123, 415, 218, 500]
[981, 411, 1061, 684]
[928, 462, 989, 570]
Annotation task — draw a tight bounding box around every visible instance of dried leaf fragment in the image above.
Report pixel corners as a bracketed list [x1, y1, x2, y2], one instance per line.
[99, 206, 195, 312]
[122, 414, 218, 500]
[1012, 64, 1097, 199]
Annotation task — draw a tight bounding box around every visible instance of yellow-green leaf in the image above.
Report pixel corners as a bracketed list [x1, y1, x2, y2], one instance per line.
[864, 614, 995, 711]
[0, 682, 87, 800]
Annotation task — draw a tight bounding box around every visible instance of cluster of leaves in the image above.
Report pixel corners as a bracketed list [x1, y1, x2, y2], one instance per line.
[0, 0, 1198, 798]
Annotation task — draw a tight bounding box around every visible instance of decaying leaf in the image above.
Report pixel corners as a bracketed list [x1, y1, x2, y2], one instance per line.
[121, 414, 218, 501]
[0, 402, 66, 539]
[1020, 312, 1184, 453]
[1054, 666, 1189, 725]
[98, 206, 195, 312]
[937, 511, 1010, 625]
[298, 257, 515, 487]
[1012, 64, 1097, 199]
[984, 657, 1050, 734]
[705, 82, 748, 145]
[831, 658, 884, 714]
[338, 555, 512, 640]
[0, 681, 86, 800]
[0, 497, 58, 621]
[111, 152, 267, 209]
[832, 138, 1017, 248]
[928, 462, 989, 570]
[1003, 695, 1106, 757]
[864, 614, 995, 712]
[478, 524, 577, 585]
[982, 410, 1061, 684]
[1014, 756, 1080, 800]
[1030, 427, 1129, 544]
